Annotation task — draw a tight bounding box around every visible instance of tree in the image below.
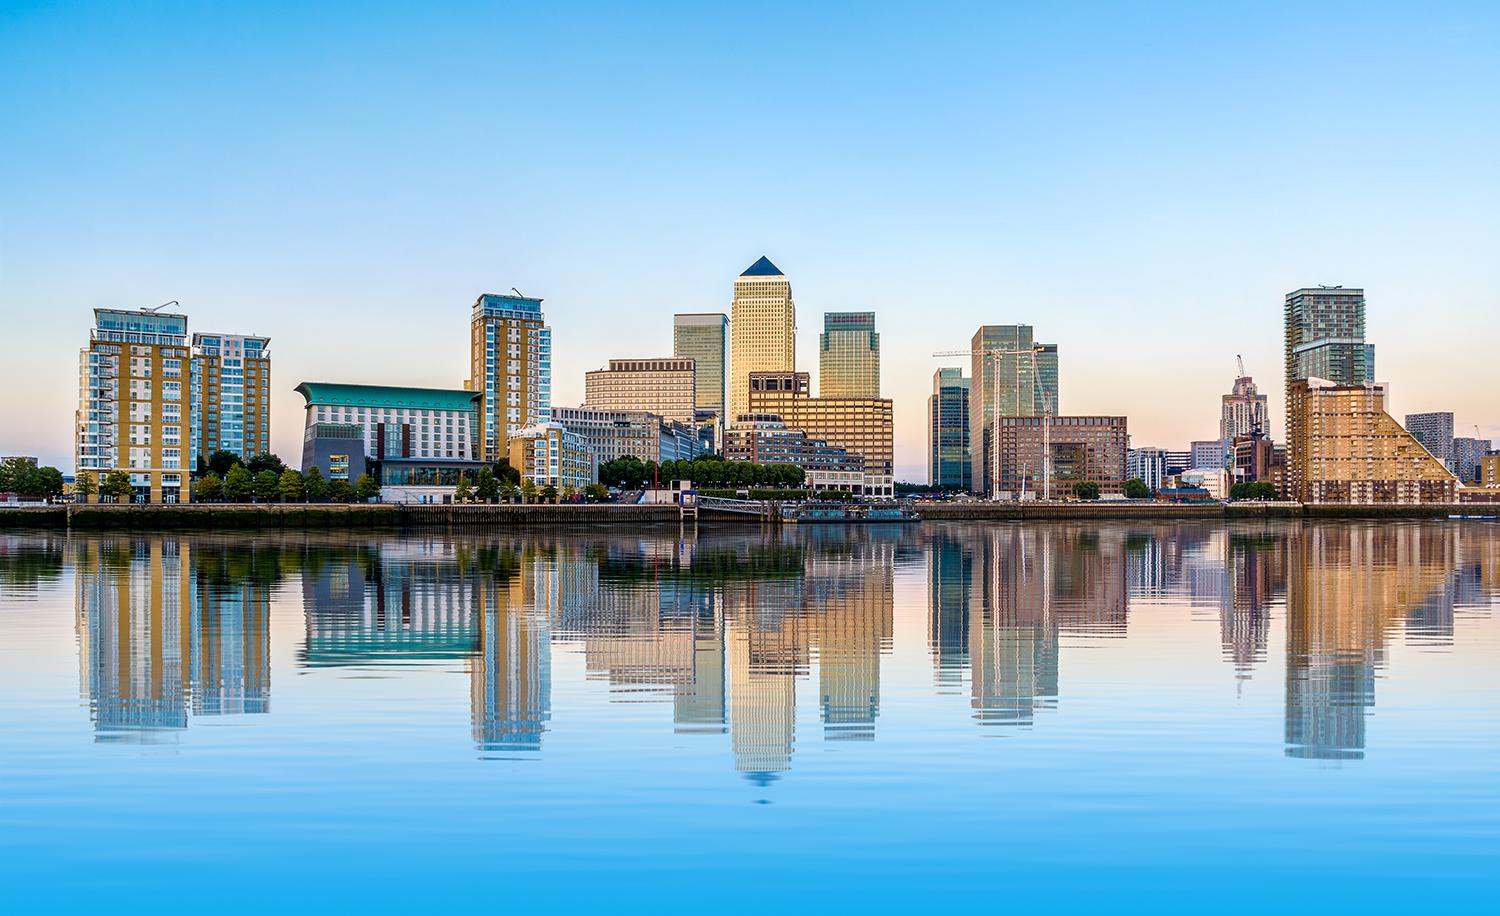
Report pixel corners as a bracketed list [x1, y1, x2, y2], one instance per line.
[327, 479, 352, 503]
[499, 480, 519, 503]
[278, 468, 304, 502]
[1123, 478, 1151, 500]
[204, 450, 239, 477]
[585, 483, 608, 502]
[103, 470, 134, 503]
[353, 473, 379, 502]
[1230, 480, 1279, 502]
[225, 464, 253, 501]
[74, 470, 96, 503]
[454, 474, 473, 503]
[541, 484, 558, 503]
[1072, 481, 1101, 500]
[35, 466, 64, 499]
[493, 458, 521, 486]
[194, 473, 223, 502]
[475, 468, 498, 503]
[303, 466, 328, 501]
[246, 453, 286, 476]
[520, 479, 537, 503]
[253, 470, 280, 502]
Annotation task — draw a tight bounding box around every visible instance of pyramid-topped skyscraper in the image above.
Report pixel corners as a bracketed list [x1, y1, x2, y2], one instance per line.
[729, 256, 795, 422]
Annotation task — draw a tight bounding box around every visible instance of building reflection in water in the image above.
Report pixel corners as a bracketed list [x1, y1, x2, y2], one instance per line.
[62, 521, 1498, 768]
[74, 537, 272, 741]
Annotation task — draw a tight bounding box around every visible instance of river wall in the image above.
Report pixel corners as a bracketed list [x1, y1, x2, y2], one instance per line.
[0, 501, 1489, 531]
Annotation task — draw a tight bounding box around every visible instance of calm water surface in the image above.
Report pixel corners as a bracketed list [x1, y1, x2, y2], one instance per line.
[2, 521, 1497, 912]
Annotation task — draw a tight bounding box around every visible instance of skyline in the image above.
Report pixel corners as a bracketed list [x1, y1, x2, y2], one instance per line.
[4, 2, 1498, 480]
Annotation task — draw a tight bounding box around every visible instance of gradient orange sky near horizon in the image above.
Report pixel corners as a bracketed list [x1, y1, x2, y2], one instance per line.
[2, 2, 1496, 479]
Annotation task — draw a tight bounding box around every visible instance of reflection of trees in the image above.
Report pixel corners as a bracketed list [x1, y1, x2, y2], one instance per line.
[0, 534, 66, 591]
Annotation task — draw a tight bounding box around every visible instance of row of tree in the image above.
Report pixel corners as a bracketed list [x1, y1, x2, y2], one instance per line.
[0, 458, 65, 499]
[191, 465, 381, 502]
[597, 455, 805, 490]
[451, 469, 609, 504]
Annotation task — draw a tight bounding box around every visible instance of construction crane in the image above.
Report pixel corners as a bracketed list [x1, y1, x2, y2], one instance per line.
[933, 346, 1055, 500]
[1237, 354, 1246, 377]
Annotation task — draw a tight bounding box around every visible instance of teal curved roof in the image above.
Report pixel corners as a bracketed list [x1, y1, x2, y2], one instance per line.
[295, 382, 480, 411]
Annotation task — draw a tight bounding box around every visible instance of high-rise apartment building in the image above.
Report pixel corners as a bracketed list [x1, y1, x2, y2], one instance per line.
[1221, 373, 1268, 467]
[728, 257, 795, 423]
[1127, 447, 1168, 491]
[76, 307, 194, 503]
[746, 372, 894, 475]
[968, 326, 1058, 494]
[470, 293, 551, 461]
[819, 312, 880, 398]
[1403, 412, 1455, 470]
[193, 332, 271, 462]
[1286, 378, 1456, 504]
[673, 313, 729, 416]
[1452, 437, 1489, 483]
[583, 357, 696, 424]
[1284, 287, 1374, 406]
[929, 368, 970, 489]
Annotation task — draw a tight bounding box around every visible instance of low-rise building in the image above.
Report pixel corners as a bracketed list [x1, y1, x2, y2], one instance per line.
[583, 357, 696, 424]
[508, 423, 595, 492]
[992, 416, 1128, 500]
[1286, 378, 1457, 504]
[552, 406, 702, 465]
[747, 372, 894, 475]
[294, 382, 486, 503]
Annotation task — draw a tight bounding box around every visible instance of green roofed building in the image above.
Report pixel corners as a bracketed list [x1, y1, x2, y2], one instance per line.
[295, 382, 486, 504]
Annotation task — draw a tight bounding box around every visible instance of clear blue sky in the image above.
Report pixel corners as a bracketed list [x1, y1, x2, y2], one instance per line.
[3, 0, 1497, 480]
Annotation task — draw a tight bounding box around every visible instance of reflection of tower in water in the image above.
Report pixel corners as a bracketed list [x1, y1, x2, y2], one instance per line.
[726, 578, 808, 783]
[75, 537, 273, 740]
[1284, 524, 1457, 760]
[471, 572, 550, 754]
[927, 535, 971, 687]
[811, 544, 894, 741]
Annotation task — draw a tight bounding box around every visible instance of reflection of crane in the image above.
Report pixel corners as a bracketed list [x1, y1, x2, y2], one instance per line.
[933, 346, 1055, 500]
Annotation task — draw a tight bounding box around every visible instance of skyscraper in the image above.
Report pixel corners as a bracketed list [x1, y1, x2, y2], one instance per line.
[1452, 436, 1488, 483]
[469, 293, 551, 461]
[929, 368, 970, 489]
[1220, 372, 1268, 467]
[193, 332, 272, 462]
[1404, 412, 1455, 470]
[1284, 286, 1374, 391]
[673, 313, 729, 415]
[728, 257, 794, 423]
[968, 325, 1058, 494]
[819, 312, 880, 398]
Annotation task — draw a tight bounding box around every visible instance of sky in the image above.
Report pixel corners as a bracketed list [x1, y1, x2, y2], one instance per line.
[2, 0, 1497, 481]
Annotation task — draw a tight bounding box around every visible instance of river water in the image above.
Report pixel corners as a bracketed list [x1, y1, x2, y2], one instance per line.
[2, 521, 1497, 912]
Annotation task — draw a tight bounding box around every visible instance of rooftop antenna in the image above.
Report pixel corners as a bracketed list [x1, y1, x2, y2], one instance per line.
[147, 300, 178, 313]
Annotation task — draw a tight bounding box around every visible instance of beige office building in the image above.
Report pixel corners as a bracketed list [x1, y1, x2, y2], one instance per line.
[583, 358, 696, 425]
[747, 372, 894, 475]
[819, 312, 880, 398]
[1286, 377, 1457, 504]
[729, 256, 795, 424]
